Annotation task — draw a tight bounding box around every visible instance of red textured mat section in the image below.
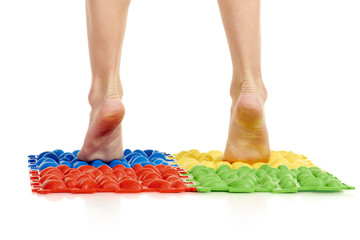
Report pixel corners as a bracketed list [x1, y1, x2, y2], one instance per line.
[29, 164, 196, 194]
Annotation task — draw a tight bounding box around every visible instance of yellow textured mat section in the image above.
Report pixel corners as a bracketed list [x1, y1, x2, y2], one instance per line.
[173, 149, 316, 171]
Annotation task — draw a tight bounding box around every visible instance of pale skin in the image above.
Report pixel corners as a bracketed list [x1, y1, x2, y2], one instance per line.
[78, 0, 270, 164]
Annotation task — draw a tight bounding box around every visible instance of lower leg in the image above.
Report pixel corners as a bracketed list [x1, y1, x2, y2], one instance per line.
[217, 0, 270, 163]
[78, 0, 131, 162]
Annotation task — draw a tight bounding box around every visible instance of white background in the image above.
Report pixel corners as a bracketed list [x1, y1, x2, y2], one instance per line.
[0, 0, 359, 239]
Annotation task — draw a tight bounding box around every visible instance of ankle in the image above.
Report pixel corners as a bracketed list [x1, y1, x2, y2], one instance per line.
[88, 77, 122, 109]
[230, 74, 267, 103]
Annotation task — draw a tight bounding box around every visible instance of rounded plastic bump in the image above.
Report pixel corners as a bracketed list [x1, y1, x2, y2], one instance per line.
[119, 179, 142, 190]
[153, 159, 169, 165]
[65, 169, 81, 178]
[140, 162, 155, 167]
[267, 173, 278, 181]
[141, 179, 153, 187]
[113, 169, 127, 180]
[120, 158, 128, 163]
[43, 152, 60, 162]
[194, 168, 215, 176]
[240, 173, 258, 185]
[123, 149, 132, 156]
[77, 174, 92, 184]
[64, 177, 79, 188]
[133, 149, 148, 157]
[95, 175, 116, 185]
[322, 175, 335, 183]
[298, 166, 309, 172]
[132, 164, 142, 172]
[201, 173, 221, 182]
[147, 180, 172, 190]
[77, 165, 95, 173]
[36, 157, 51, 166]
[161, 168, 180, 179]
[124, 168, 135, 175]
[148, 157, 162, 163]
[89, 168, 102, 178]
[140, 172, 162, 181]
[199, 178, 222, 187]
[172, 180, 186, 189]
[301, 178, 325, 188]
[291, 168, 300, 176]
[235, 166, 251, 177]
[277, 170, 295, 179]
[71, 161, 81, 168]
[279, 175, 293, 186]
[131, 161, 150, 169]
[99, 180, 119, 190]
[57, 165, 70, 173]
[309, 167, 322, 177]
[65, 174, 77, 180]
[42, 179, 67, 190]
[297, 170, 313, 182]
[125, 152, 141, 161]
[113, 164, 126, 171]
[258, 164, 272, 173]
[39, 175, 62, 185]
[165, 175, 180, 183]
[224, 174, 240, 184]
[155, 164, 167, 173]
[40, 166, 59, 177]
[282, 179, 297, 189]
[80, 178, 98, 189]
[207, 180, 228, 188]
[39, 160, 59, 171]
[73, 161, 89, 168]
[59, 152, 75, 161]
[259, 175, 273, 185]
[91, 160, 106, 168]
[262, 181, 278, 189]
[118, 162, 131, 168]
[70, 158, 79, 164]
[127, 174, 138, 180]
[255, 169, 267, 179]
[136, 167, 154, 177]
[278, 165, 290, 171]
[60, 157, 71, 162]
[149, 152, 166, 161]
[218, 170, 236, 180]
[38, 151, 52, 160]
[59, 161, 72, 168]
[300, 175, 316, 185]
[45, 168, 64, 179]
[189, 165, 207, 174]
[143, 165, 160, 174]
[97, 165, 113, 174]
[143, 149, 154, 157]
[268, 168, 280, 175]
[109, 160, 122, 168]
[53, 149, 65, 157]
[216, 165, 232, 174]
[128, 155, 146, 164]
[326, 179, 342, 188]
[228, 179, 255, 189]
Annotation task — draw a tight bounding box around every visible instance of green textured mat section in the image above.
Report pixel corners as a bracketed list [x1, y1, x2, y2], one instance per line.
[185, 164, 355, 193]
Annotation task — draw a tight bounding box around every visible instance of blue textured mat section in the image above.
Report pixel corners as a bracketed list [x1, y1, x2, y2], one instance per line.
[28, 149, 178, 171]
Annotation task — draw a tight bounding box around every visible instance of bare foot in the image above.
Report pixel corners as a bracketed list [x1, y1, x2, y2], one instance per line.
[78, 92, 125, 163]
[223, 79, 270, 164]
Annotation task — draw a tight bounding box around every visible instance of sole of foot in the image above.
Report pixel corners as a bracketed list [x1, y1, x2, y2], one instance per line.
[78, 94, 125, 163]
[223, 80, 270, 164]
